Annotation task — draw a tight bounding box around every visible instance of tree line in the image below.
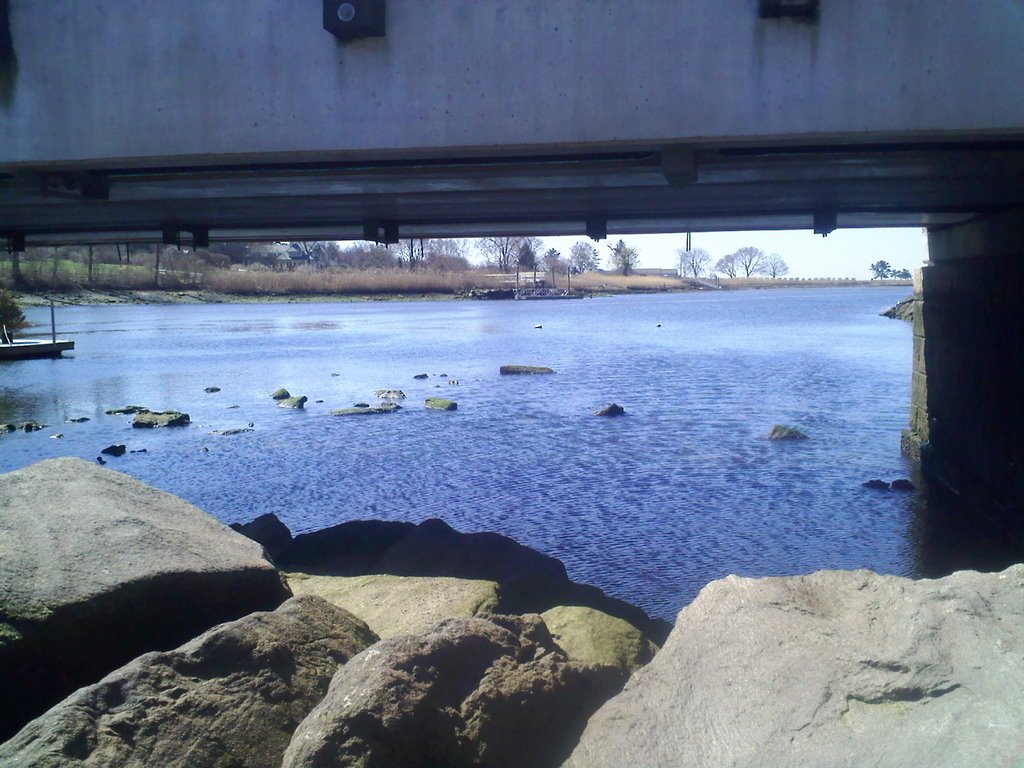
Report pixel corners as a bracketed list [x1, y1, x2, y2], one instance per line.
[1, 236, 801, 289]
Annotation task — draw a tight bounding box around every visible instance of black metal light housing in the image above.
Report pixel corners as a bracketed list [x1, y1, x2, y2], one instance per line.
[323, 0, 386, 41]
[759, 0, 819, 21]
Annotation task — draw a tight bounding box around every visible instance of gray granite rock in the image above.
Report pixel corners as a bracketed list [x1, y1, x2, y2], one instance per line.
[564, 566, 1024, 768]
[0, 595, 377, 768]
[281, 613, 624, 768]
[0, 458, 290, 740]
[285, 573, 500, 638]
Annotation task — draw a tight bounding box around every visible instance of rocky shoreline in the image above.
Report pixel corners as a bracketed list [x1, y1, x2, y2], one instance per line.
[2, 458, 1021, 766]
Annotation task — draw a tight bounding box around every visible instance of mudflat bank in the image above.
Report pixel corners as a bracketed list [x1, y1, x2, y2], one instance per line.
[2, 458, 1021, 767]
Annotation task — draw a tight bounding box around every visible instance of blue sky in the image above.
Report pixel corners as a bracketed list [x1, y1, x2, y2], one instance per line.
[541, 227, 928, 280]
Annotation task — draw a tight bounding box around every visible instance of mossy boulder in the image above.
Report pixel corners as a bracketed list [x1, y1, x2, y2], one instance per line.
[132, 410, 191, 428]
[769, 424, 807, 440]
[542, 605, 657, 674]
[270, 388, 291, 400]
[500, 365, 555, 375]
[425, 397, 458, 411]
[277, 395, 308, 409]
[331, 403, 400, 416]
[105, 405, 148, 415]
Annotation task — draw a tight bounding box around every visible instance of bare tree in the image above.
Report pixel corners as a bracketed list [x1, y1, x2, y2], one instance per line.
[733, 246, 767, 277]
[764, 252, 789, 278]
[424, 239, 471, 271]
[477, 237, 523, 273]
[714, 253, 738, 278]
[607, 239, 639, 276]
[677, 247, 712, 278]
[569, 241, 600, 273]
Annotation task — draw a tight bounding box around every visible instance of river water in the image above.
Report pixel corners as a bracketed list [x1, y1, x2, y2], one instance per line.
[2, 287, 920, 620]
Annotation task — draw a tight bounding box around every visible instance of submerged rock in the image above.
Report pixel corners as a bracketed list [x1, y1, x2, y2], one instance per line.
[100, 444, 127, 457]
[890, 478, 916, 491]
[500, 364, 555, 375]
[375, 389, 407, 400]
[0, 596, 377, 768]
[204, 386, 221, 393]
[565, 566, 1024, 767]
[212, 426, 253, 435]
[413, 373, 429, 379]
[277, 395, 308, 409]
[425, 397, 458, 411]
[0, 458, 290, 741]
[21, 421, 44, 432]
[769, 424, 808, 440]
[330, 403, 399, 416]
[595, 403, 625, 417]
[281, 614, 625, 768]
[67, 416, 90, 423]
[132, 409, 190, 428]
[863, 479, 891, 490]
[105, 405, 148, 415]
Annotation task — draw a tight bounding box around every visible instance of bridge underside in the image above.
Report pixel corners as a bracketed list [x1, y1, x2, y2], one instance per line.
[3, 140, 1024, 247]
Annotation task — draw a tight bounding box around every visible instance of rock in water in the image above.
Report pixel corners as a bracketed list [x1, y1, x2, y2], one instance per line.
[277, 395, 308, 409]
[0, 596, 377, 768]
[0, 458, 290, 740]
[425, 397, 458, 411]
[278, 519, 416, 574]
[594, 403, 625, 417]
[231, 512, 293, 562]
[565, 566, 1024, 768]
[499, 364, 555, 375]
[377, 518, 569, 610]
[768, 424, 808, 440]
[281, 614, 625, 768]
[375, 389, 407, 400]
[270, 388, 291, 400]
[132, 409, 190, 428]
[100, 444, 127, 457]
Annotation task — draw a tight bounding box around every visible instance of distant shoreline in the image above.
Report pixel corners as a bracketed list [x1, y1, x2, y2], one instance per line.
[13, 278, 912, 308]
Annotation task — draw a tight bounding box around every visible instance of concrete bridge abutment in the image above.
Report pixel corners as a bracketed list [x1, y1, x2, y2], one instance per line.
[910, 209, 1024, 541]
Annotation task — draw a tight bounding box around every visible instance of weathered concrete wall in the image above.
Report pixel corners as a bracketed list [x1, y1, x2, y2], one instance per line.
[902, 268, 928, 460]
[3, 0, 1024, 167]
[921, 209, 1024, 527]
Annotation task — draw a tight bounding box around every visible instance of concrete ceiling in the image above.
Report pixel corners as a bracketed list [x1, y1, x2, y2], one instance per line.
[2, 139, 1024, 247]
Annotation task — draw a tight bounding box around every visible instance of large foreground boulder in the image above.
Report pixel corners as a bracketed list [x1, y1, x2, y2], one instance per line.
[0, 595, 377, 767]
[0, 458, 290, 740]
[281, 614, 625, 768]
[565, 566, 1024, 767]
[285, 573, 500, 639]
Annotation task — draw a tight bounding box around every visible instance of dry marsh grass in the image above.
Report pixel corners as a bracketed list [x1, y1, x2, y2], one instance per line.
[202, 266, 505, 295]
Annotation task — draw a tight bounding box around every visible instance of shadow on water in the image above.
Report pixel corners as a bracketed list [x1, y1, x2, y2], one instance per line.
[909, 474, 1024, 579]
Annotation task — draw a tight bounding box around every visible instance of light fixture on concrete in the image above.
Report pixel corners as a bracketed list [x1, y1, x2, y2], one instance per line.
[586, 216, 607, 241]
[323, 0, 386, 41]
[758, 0, 819, 21]
[814, 209, 837, 236]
